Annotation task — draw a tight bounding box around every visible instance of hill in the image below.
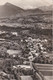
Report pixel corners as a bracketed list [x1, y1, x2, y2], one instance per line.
[25, 8, 43, 13]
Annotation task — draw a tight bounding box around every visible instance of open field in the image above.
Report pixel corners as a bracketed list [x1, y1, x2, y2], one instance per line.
[34, 63, 53, 80]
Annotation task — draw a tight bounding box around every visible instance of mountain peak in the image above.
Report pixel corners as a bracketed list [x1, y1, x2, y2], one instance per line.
[5, 2, 11, 6]
[0, 2, 24, 17]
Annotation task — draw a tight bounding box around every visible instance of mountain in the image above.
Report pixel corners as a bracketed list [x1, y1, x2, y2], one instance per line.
[39, 5, 53, 11]
[0, 2, 24, 17]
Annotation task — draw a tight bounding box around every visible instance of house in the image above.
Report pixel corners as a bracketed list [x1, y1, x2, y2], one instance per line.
[7, 50, 21, 55]
[19, 76, 33, 80]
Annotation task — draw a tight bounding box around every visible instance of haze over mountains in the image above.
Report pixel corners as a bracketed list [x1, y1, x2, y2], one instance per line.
[0, 2, 53, 17]
[39, 5, 53, 11]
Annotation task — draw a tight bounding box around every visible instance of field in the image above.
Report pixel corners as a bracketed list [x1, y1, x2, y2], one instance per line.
[34, 63, 53, 80]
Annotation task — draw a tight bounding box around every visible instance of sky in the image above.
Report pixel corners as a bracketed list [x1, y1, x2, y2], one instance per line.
[0, 0, 53, 9]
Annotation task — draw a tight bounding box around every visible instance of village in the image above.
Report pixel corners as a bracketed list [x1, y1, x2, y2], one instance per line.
[0, 29, 52, 80]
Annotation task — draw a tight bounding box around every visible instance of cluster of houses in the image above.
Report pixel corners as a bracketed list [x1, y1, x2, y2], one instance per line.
[21, 37, 52, 64]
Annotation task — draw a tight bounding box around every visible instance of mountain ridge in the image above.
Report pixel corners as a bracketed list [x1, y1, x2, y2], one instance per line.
[0, 2, 52, 17]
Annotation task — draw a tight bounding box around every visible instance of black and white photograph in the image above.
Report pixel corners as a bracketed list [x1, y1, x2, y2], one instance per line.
[0, 0, 53, 80]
